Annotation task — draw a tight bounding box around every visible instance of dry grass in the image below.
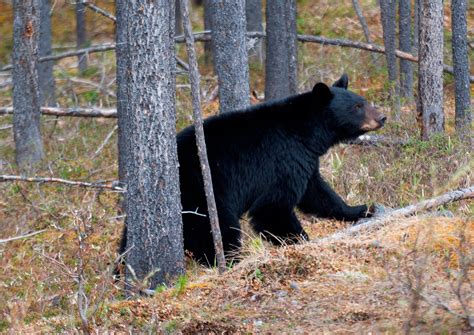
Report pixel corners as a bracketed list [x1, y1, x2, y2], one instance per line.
[0, 0, 473, 333]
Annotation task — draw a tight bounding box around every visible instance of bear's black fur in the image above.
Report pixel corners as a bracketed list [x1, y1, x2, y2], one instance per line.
[119, 74, 386, 265]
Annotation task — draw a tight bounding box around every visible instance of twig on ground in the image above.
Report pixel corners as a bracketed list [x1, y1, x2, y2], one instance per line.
[77, 0, 116, 22]
[0, 174, 124, 192]
[0, 229, 47, 244]
[67, 77, 116, 97]
[0, 124, 12, 130]
[92, 125, 118, 158]
[313, 186, 474, 243]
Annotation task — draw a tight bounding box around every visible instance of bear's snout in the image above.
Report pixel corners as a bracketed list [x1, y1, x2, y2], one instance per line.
[361, 105, 386, 131]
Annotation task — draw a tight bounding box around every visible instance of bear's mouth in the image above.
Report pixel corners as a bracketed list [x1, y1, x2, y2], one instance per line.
[361, 119, 384, 131]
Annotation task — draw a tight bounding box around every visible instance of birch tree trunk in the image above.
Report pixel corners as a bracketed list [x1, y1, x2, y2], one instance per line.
[380, 0, 400, 118]
[418, 0, 444, 140]
[75, 3, 88, 73]
[38, 0, 55, 106]
[451, 0, 472, 140]
[398, 0, 413, 100]
[12, 0, 44, 167]
[246, 0, 263, 63]
[265, 0, 298, 101]
[116, 0, 184, 289]
[209, 0, 250, 113]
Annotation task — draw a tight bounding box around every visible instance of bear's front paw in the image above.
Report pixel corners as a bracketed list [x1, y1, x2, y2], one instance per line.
[351, 204, 371, 219]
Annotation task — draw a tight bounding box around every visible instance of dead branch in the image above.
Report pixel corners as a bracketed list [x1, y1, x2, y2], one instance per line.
[78, 0, 116, 22]
[2, 31, 469, 83]
[0, 229, 47, 244]
[180, 0, 226, 273]
[67, 77, 116, 98]
[0, 174, 124, 192]
[0, 106, 117, 118]
[314, 186, 474, 244]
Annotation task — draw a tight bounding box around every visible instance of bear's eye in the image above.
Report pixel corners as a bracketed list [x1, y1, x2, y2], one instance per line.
[355, 103, 363, 109]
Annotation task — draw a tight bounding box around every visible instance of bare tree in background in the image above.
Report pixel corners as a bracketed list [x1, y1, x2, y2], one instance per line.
[12, 0, 44, 167]
[351, 0, 377, 63]
[38, 0, 55, 106]
[116, 0, 184, 289]
[418, 0, 444, 140]
[451, 0, 471, 139]
[75, 2, 88, 73]
[413, 0, 419, 55]
[380, 0, 400, 118]
[246, 0, 263, 63]
[175, 0, 183, 35]
[180, 0, 226, 273]
[209, 0, 250, 113]
[398, 0, 413, 100]
[265, 0, 298, 101]
[203, 0, 212, 64]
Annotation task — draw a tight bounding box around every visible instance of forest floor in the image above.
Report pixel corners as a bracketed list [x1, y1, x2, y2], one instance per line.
[0, 0, 473, 333]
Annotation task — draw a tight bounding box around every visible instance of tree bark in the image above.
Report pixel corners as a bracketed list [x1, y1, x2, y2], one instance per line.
[116, 0, 184, 289]
[265, 0, 298, 101]
[180, 0, 226, 274]
[209, 0, 250, 113]
[246, 0, 263, 63]
[418, 0, 444, 140]
[38, 0, 55, 106]
[75, 3, 88, 73]
[380, 0, 400, 118]
[451, 0, 472, 140]
[12, 0, 44, 167]
[398, 0, 413, 100]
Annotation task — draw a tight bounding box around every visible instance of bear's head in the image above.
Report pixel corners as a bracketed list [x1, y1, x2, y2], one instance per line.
[312, 74, 386, 140]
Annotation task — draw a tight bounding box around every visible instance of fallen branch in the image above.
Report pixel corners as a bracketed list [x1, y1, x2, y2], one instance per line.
[0, 106, 117, 118]
[0, 175, 124, 192]
[2, 32, 470, 82]
[78, 0, 116, 22]
[92, 124, 118, 158]
[0, 229, 47, 244]
[313, 186, 474, 244]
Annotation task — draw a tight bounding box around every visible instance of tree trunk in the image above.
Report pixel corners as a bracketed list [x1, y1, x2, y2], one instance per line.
[379, 0, 400, 118]
[116, 0, 184, 289]
[75, 3, 88, 73]
[398, 0, 413, 100]
[203, 0, 212, 64]
[175, 0, 183, 36]
[351, 0, 377, 63]
[12, 0, 44, 167]
[413, 0, 419, 55]
[180, 0, 226, 274]
[265, 0, 298, 101]
[451, 0, 472, 140]
[38, 0, 55, 106]
[246, 0, 263, 63]
[209, 0, 250, 113]
[418, 0, 444, 140]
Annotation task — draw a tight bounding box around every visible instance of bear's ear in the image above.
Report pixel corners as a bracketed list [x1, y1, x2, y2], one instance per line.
[332, 73, 349, 90]
[312, 82, 333, 104]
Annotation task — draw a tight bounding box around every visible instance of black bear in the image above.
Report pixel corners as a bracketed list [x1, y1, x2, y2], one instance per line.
[120, 74, 386, 265]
